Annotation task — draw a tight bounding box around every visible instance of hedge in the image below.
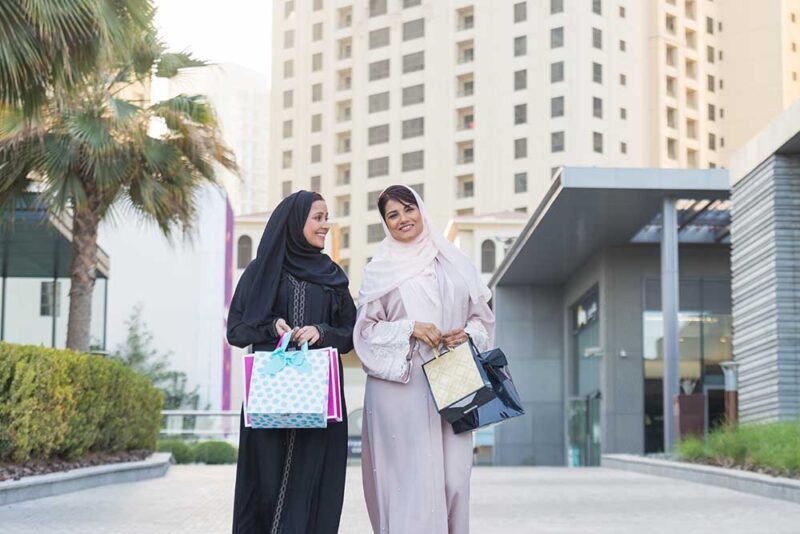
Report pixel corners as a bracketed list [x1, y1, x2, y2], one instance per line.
[0, 342, 162, 463]
[157, 439, 237, 465]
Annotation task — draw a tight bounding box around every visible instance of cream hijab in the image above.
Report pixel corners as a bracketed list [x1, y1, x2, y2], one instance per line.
[357, 186, 491, 308]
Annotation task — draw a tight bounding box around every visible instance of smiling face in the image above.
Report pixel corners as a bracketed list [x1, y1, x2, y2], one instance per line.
[303, 199, 330, 249]
[382, 198, 424, 243]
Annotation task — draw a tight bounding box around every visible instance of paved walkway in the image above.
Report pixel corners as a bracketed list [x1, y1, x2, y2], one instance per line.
[1, 465, 799, 533]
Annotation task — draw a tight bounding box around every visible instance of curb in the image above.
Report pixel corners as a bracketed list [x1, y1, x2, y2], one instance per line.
[602, 454, 800, 505]
[0, 452, 172, 506]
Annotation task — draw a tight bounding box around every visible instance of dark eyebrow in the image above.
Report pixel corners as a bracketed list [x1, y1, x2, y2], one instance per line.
[385, 209, 399, 217]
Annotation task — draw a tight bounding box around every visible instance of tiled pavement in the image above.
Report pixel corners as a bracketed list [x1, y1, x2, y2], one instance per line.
[1, 465, 799, 533]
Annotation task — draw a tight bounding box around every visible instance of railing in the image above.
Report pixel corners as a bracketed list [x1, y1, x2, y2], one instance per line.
[161, 410, 240, 441]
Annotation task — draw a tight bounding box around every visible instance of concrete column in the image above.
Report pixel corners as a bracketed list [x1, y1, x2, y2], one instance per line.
[661, 198, 680, 452]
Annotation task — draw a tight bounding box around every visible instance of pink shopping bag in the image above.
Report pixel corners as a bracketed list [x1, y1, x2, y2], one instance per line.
[327, 349, 342, 423]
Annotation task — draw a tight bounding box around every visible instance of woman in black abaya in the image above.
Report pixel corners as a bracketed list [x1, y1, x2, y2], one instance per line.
[227, 190, 355, 534]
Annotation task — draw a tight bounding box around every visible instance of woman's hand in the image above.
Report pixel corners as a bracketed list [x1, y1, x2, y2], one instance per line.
[412, 322, 442, 348]
[442, 328, 468, 349]
[292, 325, 321, 346]
[275, 318, 292, 337]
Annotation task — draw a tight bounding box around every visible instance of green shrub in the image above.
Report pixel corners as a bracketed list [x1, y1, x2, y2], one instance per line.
[158, 439, 194, 464]
[191, 441, 237, 465]
[0, 342, 163, 463]
[677, 420, 800, 477]
[675, 436, 708, 462]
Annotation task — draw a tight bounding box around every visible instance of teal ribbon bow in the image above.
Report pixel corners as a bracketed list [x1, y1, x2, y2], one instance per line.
[259, 331, 311, 376]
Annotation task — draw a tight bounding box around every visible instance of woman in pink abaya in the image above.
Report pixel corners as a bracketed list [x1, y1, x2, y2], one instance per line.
[353, 185, 495, 534]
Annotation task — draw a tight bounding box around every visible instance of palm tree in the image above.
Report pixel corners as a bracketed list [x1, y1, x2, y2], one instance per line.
[0, 25, 236, 352]
[0, 0, 154, 115]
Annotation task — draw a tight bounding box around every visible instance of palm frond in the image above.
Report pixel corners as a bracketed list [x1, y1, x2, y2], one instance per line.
[156, 52, 206, 78]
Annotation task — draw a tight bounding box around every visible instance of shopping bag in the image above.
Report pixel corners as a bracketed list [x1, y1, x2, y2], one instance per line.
[327, 348, 343, 423]
[246, 331, 330, 429]
[422, 341, 495, 423]
[450, 340, 525, 434]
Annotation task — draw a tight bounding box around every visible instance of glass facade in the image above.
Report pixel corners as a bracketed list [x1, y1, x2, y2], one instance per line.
[643, 278, 732, 453]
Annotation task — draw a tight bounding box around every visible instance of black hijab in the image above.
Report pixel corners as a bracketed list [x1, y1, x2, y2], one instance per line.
[241, 190, 348, 330]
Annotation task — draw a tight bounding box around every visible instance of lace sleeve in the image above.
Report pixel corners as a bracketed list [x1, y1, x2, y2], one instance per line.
[465, 319, 490, 353]
[353, 299, 416, 383]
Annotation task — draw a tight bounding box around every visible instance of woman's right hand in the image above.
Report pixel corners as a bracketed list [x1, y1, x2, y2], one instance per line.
[412, 322, 442, 348]
[275, 318, 292, 337]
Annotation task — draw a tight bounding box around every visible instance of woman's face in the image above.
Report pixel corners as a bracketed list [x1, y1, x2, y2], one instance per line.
[382, 198, 424, 243]
[303, 200, 330, 249]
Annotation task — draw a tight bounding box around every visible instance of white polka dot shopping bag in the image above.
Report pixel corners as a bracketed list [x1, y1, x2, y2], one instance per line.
[245, 331, 331, 429]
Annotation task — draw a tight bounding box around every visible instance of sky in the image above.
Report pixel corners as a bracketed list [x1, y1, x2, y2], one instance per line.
[153, 0, 272, 81]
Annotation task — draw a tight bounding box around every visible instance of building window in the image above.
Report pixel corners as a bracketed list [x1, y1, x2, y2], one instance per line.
[283, 120, 293, 139]
[40, 281, 61, 317]
[514, 70, 527, 90]
[369, 59, 390, 81]
[551, 27, 564, 48]
[403, 51, 425, 73]
[551, 96, 564, 117]
[514, 172, 528, 193]
[402, 117, 425, 139]
[314, 0, 323, 10]
[404, 0, 421, 6]
[367, 190, 381, 211]
[309, 114, 321, 133]
[283, 90, 293, 108]
[367, 223, 384, 243]
[707, 45, 715, 63]
[514, 104, 527, 124]
[403, 84, 425, 105]
[403, 19, 425, 41]
[337, 165, 351, 186]
[312, 83, 322, 102]
[593, 97, 603, 118]
[368, 156, 389, 178]
[369, 27, 390, 49]
[285, 1, 294, 18]
[708, 104, 716, 121]
[313, 22, 323, 41]
[707, 74, 716, 92]
[667, 138, 677, 159]
[368, 124, 389, 146]
[592, 0, 602, 15]
[457, 174, 475, 198]
[236, 235, 253, 269]
[410, 183, 425, 199]
[551, 0, 564, 14]
[340, 226, 350, 249]
[312, 53, 323, 72]
[402, 150, 424, 171]
[283, 60, 294, 78]
[621, 142, 628, 154]
[311, 144, 321, 163]
[370, 0, 387, 17]
[514, 2, 527, 23]
[592, 28, 602, 49]
[593, 132, 603, 153]
[310, 175, 321, 192]
[706, 16, 714, 34]
[593, 62, 603, 84]
[619, 73, 627, 86]
[284, 30, 294, 49]
[369, 92, 390, 113]
[620, 40, 626, 52]
[619, 5, 626, 17]
[514, 35, 527, 56]
[481, 240, 496, 273]
[282, 179, 292, 198]
[620, 107, 627, 120]
[551, 131, 565, 152]
[514, 138, 527, 159]
[709, 133, 717, 150]
[551, 61, 565, 82]
[282, 150, 292, 169]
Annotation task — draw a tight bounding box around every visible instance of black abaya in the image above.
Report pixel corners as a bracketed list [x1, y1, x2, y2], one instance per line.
[228, 267, 356, 534]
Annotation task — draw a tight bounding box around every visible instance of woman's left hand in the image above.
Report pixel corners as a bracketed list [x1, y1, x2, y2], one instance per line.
[442, 328, 468, 349]
[292, 325, 321, 346]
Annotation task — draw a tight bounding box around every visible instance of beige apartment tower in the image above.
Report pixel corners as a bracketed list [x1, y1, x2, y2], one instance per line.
[269, 0, 800, 293]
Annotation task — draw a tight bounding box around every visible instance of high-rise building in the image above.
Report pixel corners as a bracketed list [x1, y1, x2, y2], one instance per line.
[269, 0, 799, 293]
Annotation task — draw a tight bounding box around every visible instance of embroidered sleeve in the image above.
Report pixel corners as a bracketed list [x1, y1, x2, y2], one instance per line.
[465, 319, 490, 353]
[354, 299, 415, 384]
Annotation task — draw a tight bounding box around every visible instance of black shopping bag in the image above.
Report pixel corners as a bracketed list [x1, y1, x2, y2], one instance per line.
[450, 340, 524, 434]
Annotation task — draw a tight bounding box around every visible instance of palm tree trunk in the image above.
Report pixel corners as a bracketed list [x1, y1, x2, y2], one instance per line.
[65, 200, 100, 352]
